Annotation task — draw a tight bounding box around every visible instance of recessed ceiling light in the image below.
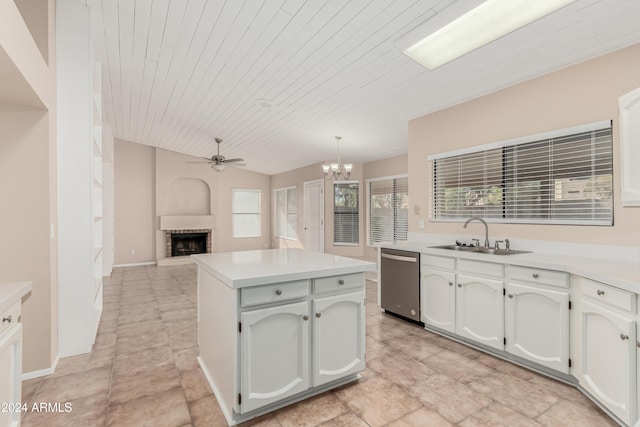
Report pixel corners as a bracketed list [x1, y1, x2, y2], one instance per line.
[403, 0, 576, 70]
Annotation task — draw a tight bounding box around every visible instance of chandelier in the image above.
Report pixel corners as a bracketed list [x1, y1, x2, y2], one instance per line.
[322, 136, 353, 180]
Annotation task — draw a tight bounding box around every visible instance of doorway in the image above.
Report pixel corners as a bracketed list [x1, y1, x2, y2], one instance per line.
[303, 179, 324, 252]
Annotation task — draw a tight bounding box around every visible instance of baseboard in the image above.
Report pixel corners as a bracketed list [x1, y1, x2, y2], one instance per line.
[23, 353, 59, 380]
[113, 261, 157, 268]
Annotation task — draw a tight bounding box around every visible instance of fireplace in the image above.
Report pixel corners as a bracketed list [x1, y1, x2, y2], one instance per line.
[166, 229, 212, 257]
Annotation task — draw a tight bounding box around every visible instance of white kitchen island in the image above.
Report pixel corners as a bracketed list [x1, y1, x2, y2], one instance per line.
[192, 248, 376, 426]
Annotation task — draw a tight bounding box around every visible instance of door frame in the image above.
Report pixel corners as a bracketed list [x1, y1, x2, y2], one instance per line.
[303, 179, 324, 253]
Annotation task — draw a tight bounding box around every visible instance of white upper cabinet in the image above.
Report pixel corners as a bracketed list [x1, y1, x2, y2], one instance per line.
[619, 86, 640, 206]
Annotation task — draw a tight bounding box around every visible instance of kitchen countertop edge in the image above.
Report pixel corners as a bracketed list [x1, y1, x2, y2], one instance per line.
[0, 281, 32, 314]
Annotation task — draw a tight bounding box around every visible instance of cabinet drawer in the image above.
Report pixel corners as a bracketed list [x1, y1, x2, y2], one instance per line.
[581, 278, 635, 313]
[241, 280, 310, 307]
[314, 273, 363, 294]
[0, 301, 20, 336]
[422, 255, 455, 270]
[509, 266, 568, 288]
[458, 259, 503, 278]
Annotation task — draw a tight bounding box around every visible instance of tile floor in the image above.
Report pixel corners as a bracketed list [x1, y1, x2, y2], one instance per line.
[21, 264, 618, 427]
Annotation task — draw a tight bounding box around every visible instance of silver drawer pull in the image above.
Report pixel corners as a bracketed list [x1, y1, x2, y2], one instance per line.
[2, 315, 12, 323]
[508, 294, 514, 298]
[338, 279, 344, 285]
[532, 273, 539, 279]
[457, 283, 462, 288]
[303, 315, 309, 321]
[596, 289, 605, 296]
[316, 313, 322, 318]
[620, 333, 629, 341]
[275, 289, 282, 296]
[448, 282, 453, 287]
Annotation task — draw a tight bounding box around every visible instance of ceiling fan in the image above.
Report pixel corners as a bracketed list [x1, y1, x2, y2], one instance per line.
[187, 138, 246, 171]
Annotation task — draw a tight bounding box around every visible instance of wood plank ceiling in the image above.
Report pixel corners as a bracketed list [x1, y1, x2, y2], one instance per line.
[90, 0, 640, 175]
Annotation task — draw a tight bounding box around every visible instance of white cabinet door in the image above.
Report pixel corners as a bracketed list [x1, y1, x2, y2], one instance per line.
[505, 282, 569, 373]
[421, 269, 456, 333]
[579, 298, 636, 425]
[313, 291, 365, 387]
[240, 301, 310, 413]
[456, 274, 504, 350]
[0, 324, 22, 427]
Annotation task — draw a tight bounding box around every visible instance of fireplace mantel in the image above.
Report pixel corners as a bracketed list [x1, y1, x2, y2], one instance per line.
[159, 215, 215, 231]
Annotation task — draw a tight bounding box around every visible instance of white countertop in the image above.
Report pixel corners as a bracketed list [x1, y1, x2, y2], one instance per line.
[192, 248, 376, 289]
[380, 241, 640, 294]
[0, 281, 32, 314]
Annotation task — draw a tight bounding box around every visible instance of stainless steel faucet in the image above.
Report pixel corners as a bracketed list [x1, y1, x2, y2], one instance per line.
[463, 217, 489, 248]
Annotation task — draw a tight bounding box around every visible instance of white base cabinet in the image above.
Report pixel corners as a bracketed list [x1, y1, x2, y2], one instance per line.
[456, 273, 504, 351]
[421, 268, 456, 333]
[0, 323, 21, 427]
[505, 282, 569, 373]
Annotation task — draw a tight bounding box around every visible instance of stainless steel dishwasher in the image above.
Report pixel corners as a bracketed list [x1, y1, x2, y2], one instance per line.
[380, 248, 420, 322]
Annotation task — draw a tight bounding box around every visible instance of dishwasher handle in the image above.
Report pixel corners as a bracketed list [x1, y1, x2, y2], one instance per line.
[381, 253, 417, 263]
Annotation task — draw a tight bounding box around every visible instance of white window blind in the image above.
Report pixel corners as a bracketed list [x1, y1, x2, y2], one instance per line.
[368, 176, 408, 245]
[334, 182, 359, 245]
[275, 187, 297, 239]
[431, 123, 613, 225]
[232, 189, 261, 238]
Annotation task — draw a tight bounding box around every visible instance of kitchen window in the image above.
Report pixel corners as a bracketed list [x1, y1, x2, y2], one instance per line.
[333, 182, 359, 245]
[429, 121, 613, 225]
[232, 189, 261, 238]
[367, 176, 408, 245]
[274, 186, 297, 240]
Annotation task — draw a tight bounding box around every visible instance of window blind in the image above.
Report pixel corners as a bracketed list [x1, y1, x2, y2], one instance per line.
[431, 124, 613, 225]
[334, 182, 359, 245]
[275, 187, 297, 239]
[232, 189, 261, 238]
[368, 176, 408, 244]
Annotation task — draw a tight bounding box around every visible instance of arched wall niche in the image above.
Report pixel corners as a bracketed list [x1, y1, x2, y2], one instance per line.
[166, 177, 211, 215]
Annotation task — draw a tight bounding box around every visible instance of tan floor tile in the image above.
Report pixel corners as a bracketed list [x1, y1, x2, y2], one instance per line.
[385, 333, 444, 361]
[21, 378, 42, 408]
[22, 391, 108, 427]
[468, 371, 558, 418]
[174, 346, 200, 372]
[408, 374, 491, 423]
[119, 294, 155, 305]
[422, 349, 494, 384]
[387, 406, 455, 427]
[115, 328, 170, 354]
[365, 335, 394, 361]
[367, 351, 433, 387]
[180, 368, 213, 402]
[459, 402, 543, 427]
[161, 308, 197, 322]
[169, 330, 198, 351]
[527, 375, 594, 408]
[536, 399, 618, 427]
[35, 367, 111, 403]
[117, 307, 161, 325]
[108, 387, 191, 427]
[112, 345, 175, 377]
[188, 395, 228, 427]
[116, 318, 165, 337]
[432, 336, 484, 359]
[274, 392, 349, 427]
[334, 376, 422, 427]
[110, 363, 182, 404]
[474, 353, 537, 381]
[366, 318, 417, 341]
[317, 411, 369, 426]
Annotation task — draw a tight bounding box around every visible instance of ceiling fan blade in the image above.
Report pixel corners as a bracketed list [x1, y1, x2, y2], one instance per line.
[224, 158, 245, 163]
[186, 161, 213, 164]
[226, 163, 246, 167]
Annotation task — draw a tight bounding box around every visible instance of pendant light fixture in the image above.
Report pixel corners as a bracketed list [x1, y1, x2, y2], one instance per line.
[322, 136, 353, 180]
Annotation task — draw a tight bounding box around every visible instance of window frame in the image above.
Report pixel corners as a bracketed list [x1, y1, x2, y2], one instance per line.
[366, 174, 409, 246]
[428, 120, 614, 226]
[273, 186, 298, 240]
[231, 188, 262, 238]
[333, 181, 360, 246]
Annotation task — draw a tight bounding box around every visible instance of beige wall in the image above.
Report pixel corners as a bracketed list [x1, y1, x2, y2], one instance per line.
[409, 44, 640, 246]
[0, 111, 54, 372]
[271, 155, 408, 260]
[114, 139, 156, 264]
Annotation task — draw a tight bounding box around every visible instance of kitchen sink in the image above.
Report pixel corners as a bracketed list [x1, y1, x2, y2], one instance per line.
[428, 245, 531, 255]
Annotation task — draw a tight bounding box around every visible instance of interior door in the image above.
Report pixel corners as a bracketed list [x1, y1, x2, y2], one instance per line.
[303, 180, 324, 252]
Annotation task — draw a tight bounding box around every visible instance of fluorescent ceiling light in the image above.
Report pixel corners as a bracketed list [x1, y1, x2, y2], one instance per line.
[404, 0, 575, 70]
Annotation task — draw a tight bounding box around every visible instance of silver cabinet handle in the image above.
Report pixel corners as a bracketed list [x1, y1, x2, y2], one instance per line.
[620, 333, 629, 341]
[338, 279, 344, 285]
[508, 294, 514, 298]
[275, 289, 282, 296]
[448, 282, 453, 287]
[316, 313, 321, 318]
[2, 315, 12, 323]
[597, 289, 605, 296]
[303, 315, 309, 321]
[457, 283, 462, 288]
[532, 273, 539, 279]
